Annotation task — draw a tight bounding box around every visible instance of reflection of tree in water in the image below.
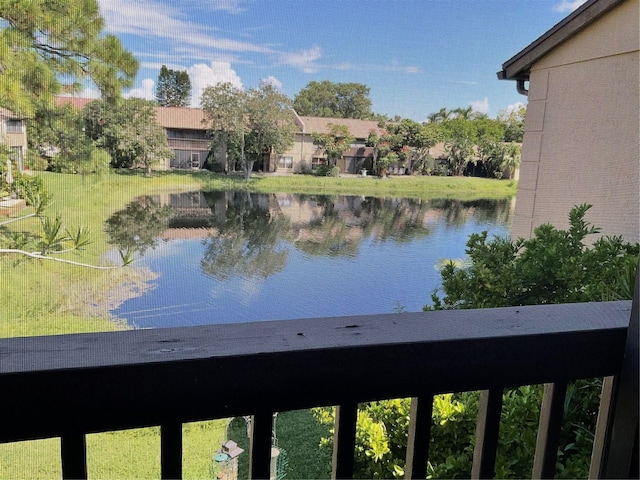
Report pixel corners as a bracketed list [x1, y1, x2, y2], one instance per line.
[359, 197, 433, 243]
[294, 195, 362, 257]
[107, 191, 513, 280]
[105, 196, 174, 256]
[294, 195, 437, 256]
[200, 191, 291, 280]
[429, 198, 513, 228]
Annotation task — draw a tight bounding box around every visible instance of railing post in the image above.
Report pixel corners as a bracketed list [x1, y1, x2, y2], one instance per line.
[249, 412, 274, 480]
[405, 395, 433, 480]
[61, 433, 87, 480]
[332, 403, 358, 480]
[161, 422, 183, 480]
[472, 388, 504, 479]
[532, 381, 568, 479]
[590, 263, 639, 478]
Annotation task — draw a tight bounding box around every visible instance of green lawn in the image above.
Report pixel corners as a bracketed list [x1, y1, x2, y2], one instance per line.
[0, 169, 516, 478]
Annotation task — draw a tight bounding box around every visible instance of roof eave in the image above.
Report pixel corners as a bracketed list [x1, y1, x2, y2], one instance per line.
[498, 0, 625, 81]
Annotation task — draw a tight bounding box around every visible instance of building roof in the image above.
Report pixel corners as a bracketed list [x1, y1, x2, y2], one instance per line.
[498, 0, 625, 81]
[55, 97, 95, 109]
[0, 108, 25, 120]
[295, 116, 386, 139]
[154, 106, 208, 130]
[53, 97, 388, 137]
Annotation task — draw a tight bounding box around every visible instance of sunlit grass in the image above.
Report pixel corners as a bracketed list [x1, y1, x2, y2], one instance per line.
[0, 421, 227, 479]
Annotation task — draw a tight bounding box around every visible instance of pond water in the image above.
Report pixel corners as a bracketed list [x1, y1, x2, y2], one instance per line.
[107, 191, 514, 328]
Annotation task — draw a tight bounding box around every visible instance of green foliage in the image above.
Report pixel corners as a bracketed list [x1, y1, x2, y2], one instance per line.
[498, 105, 526, 143]
[314, 164, 340, 177]
[201, 81, 296, 178]
[9, 171, 49, 206]
[83, 98, 172, 172]
[294, 80, 373, 119]
[312, 123, 355, 168]
[155, 65, 192, 107]
[0, 0, 137, 115]
[422, 204, 638, 477]
[429, 204, 638, 309]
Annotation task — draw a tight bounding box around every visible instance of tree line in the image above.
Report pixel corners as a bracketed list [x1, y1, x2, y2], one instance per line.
[0, 0, 524, 180]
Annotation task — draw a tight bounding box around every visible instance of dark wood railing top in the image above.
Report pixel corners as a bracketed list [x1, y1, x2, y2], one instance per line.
[0, 301, 631, 444]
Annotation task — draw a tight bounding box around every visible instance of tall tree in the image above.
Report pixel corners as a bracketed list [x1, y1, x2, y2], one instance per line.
[0, 0, 138, 115]
[83, 98, 172, 174]
[201, 82, 296, 179]
[155, 65, 192, 107]
[200, 82, 246, 174]
[498, 105, 526, 143]
[294, 80, 373, 119]
[311, 124, 355, 168]
[441, 117, 478, 176]
[427, 107, 452, 124]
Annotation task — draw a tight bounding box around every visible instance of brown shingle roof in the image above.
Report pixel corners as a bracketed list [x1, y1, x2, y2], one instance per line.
[55, 97, 95, 109]
[0, 108, 25, 120]
[296, 116, 386, 139]
[154, 107, 208, 130]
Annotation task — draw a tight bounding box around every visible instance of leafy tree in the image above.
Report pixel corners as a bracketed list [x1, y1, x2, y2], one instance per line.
[243, 82, 297, 177]
[311, 123, 355, 170]
[0, 0, 138, 115]
[294, 80, 373, 119]
[83, 98, 172, 174]
[383, 119, 443, 175]
[27, 102, 87, 167]
[441, 117, 478, 176]
[201, 82, 295, 179]
[498, 105, 527, 143]
[155, 65, 192, 107]
[427, 107, 453, 124]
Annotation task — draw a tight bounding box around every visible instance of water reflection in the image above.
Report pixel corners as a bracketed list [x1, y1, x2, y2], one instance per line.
[106, 191, 513, 277]
[106, 191, 513, 327]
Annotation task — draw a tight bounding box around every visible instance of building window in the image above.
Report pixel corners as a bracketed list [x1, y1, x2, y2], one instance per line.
[278, 156, 293, 169]
[6, 120, 23, 133]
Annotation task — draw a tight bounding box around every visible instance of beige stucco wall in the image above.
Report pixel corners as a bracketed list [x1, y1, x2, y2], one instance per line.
[279, 133, 319, 172]
[512, 0, 639, 243]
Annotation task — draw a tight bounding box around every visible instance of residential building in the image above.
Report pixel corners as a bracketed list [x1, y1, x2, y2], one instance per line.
[278, 113, 388, 174]
[498, 0, 639, 243]
[0, 108, 28, 170]
[154, 106, 216, 169]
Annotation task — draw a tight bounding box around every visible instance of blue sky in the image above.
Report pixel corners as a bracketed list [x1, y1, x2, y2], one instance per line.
[96, 0, 588, 121]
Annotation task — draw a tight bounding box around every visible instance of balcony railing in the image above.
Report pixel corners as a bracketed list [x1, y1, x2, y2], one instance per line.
[0, 299, 637, 479]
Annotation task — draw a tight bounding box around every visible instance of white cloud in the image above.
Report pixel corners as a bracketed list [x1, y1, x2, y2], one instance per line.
[505, 102, 526, 114]
[124, 78, 156, 101]
[188, 62, 243, 106]
[470, 97, 489, 115]
[98, 0, 272, 54]
[278, 46, 322, 73]
[553, 0, 587, 13]
[205, 0, 248, 14]
[260, 76, 283, 90]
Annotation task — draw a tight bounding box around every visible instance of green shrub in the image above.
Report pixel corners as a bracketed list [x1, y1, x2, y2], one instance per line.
[423, 204, 638, 478]
[25, 150, 49, 171]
